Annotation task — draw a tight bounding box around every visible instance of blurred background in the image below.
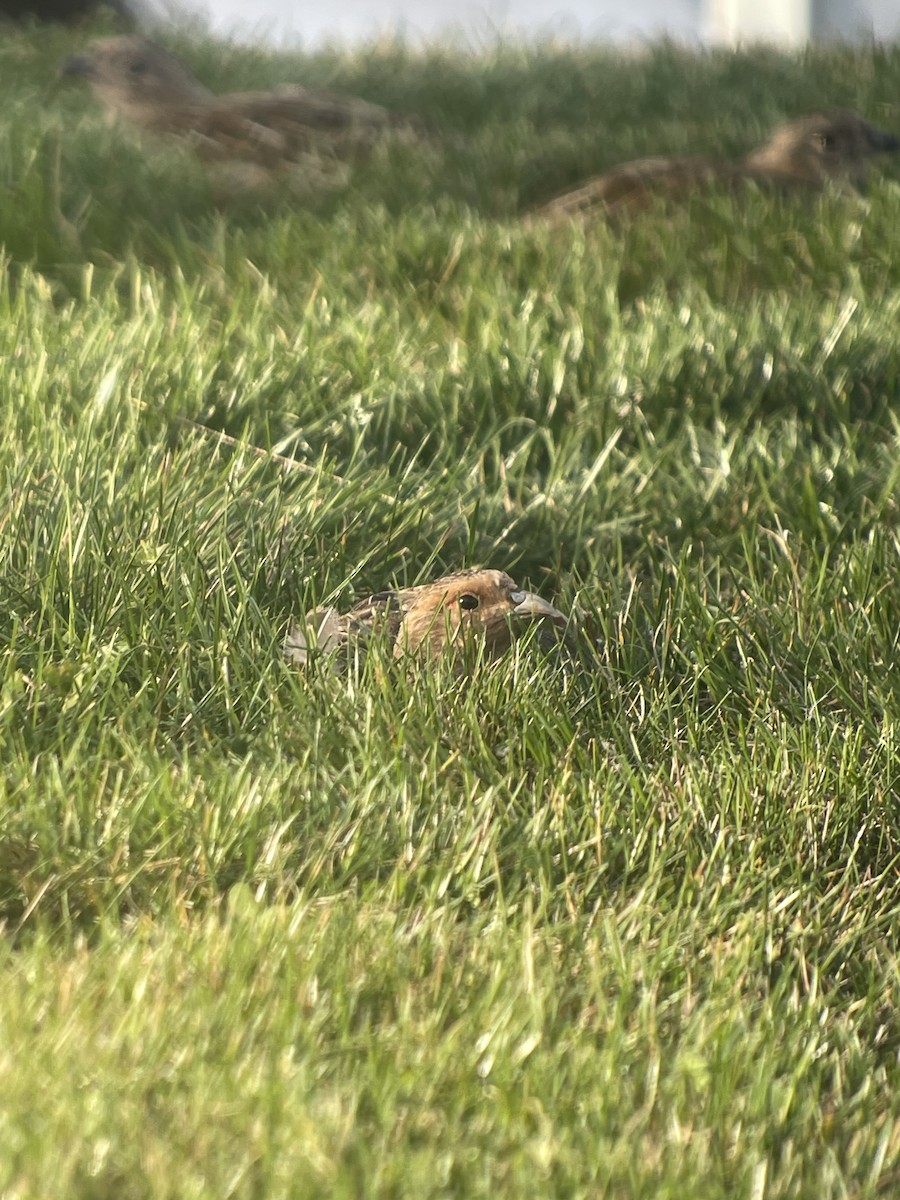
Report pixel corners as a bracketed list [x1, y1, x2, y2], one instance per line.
[144, 0, 900, 47]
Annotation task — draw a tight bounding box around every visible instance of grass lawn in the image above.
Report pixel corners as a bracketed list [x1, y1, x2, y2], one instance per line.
[1, 18, 900, 1198]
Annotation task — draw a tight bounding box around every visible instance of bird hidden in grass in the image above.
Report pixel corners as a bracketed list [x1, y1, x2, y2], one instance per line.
[61, 35, 426, 196]
[530, 110, 900, 222]
[284, 568, 575, 673]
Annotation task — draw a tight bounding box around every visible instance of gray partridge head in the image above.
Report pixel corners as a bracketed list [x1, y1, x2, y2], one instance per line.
[744, 110, 900, 188]
[61, 36, 210, 124]
[285, 568, 570, 671]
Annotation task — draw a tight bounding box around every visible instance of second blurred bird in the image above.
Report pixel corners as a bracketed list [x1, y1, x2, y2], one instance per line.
[61, 35, 426, 194]
[530, 110, 900, 221]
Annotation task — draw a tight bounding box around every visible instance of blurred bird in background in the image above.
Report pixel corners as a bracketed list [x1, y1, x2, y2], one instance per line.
[531, 110, 900, 221]
[60, 35, 424, 193]
[285, 568, 571, 671]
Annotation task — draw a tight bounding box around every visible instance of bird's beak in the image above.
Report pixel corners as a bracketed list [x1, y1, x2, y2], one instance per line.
[60, 53, 95, 79]
[871, 127, 900, 153]
[508, 590, 567, 625]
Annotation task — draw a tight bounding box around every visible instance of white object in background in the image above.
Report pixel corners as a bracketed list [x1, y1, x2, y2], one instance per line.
[705, 0, 811, 44]
[705, 0, 879, 43]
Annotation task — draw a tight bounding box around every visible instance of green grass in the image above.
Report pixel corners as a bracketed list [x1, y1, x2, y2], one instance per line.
[1, 18, 900, 1198]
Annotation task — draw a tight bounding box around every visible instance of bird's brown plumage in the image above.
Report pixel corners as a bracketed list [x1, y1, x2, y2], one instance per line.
[531, 110, 900, 221]
[61, 35, 423, 189]
[284, 568, 570, 671]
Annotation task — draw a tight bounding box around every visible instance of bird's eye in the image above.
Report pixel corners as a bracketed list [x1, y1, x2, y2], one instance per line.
[458, 593, 480, 610]
[818, 133, 836, 151]
[129, 58, 149, 75]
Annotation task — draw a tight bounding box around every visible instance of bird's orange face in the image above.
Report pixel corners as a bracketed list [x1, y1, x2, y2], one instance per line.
[397, 569, 568, 660]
